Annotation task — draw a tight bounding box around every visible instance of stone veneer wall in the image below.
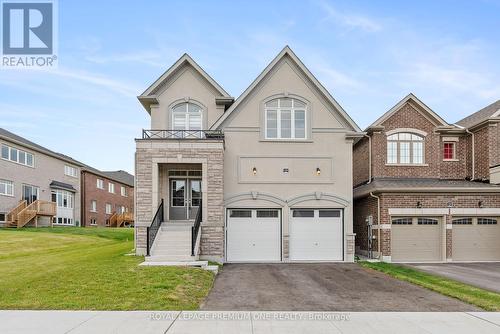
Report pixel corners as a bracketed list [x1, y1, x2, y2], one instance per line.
[134, 140, 224, 259]
[354, 193, 500, 260]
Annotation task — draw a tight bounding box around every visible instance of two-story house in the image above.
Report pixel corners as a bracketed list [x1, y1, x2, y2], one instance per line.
[81, 168, 134, 227]
[135, 46, 363, 263]
[0, 128, 82, 227]
[353, 94, 500, 263]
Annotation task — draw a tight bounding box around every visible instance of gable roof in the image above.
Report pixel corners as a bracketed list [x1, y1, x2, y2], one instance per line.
[209, 46, 361, 132]
[367, 93, 449, 130]
[456, 99, 500, 128]
[0, 128, 84, 167]
[138, 53, 231, 113]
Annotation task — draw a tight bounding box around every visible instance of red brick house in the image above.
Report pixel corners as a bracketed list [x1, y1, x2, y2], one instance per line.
[81, 169, 134, 227]
[353, 94, 500, 262]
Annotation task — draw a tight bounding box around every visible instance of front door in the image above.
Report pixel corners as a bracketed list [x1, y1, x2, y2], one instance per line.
[169, 179, 201, 220]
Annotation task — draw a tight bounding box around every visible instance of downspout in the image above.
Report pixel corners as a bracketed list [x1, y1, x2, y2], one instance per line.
[364, 134, 372, 184]
[369, 192, 381, 259]
[465, 128, 475, 180]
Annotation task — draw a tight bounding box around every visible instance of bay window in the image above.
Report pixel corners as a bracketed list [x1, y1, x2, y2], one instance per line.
[265, 98, 306, 139]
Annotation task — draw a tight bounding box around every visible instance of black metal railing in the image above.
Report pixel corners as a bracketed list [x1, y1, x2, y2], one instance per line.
[191, 198, 202, 256]
[142, 129, 224, 140]
[146, 199, 164, 256]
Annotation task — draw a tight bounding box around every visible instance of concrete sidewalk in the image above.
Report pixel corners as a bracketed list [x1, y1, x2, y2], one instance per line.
[0, 311, 499, 333]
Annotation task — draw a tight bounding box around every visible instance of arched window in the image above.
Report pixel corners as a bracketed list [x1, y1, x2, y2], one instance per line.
[387, 132, 424, 164]
[171, 102, 202, 131]
[265, 97, 306, 139]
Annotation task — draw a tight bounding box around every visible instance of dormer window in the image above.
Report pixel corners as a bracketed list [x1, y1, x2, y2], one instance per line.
[265, 98, 306, 139]
[387, 132, 424, 164]
[172, 102, 202, 134]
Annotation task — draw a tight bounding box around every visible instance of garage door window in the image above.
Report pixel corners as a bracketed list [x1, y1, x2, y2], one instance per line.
[478, 218, 498, 225]
[229, 209, 252, 218]
[417, 218, 439, 225]
[256, 210, 279, 218]
[318, 210, 341, 218]
[392, 218, 413, 225]
[292, 209, 314, 218]
[452, 218, 472, 225]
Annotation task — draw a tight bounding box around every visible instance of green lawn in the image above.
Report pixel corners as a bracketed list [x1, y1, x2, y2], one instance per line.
[0, 227, 214, 310]
[360, 261, 500, 311]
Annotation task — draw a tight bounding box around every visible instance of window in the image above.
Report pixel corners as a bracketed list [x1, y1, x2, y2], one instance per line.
[90, 200, 97, 212]
[53, 217, 73, 226]
[121, 186, 127, 197]
[108, 183, 115, 194]
[443, 142, 456, 160]
[265, 98, 306, 139]
[89, 218, 97, 225]
[22, 184, 39, 204]
[51, 190, 73, 208]
[386, 132, 424, 164]
[171, 102, 202, 136]
[64, 165, 78, 177]
[319, 210, 341, 218]
[256, 209, 279, 218]
[292, 209, 315, 218]
[0, 179, 14, 196]
[96, 179, 104, 189]
[452, 218, 472, 225]
[1, 144, 34, 167]
[106, 204, 112, 214]
[171, 180, 185, 207]
[0, 213, 5, 222]
[417, 218, 439, 225]
[229, 210, 252, 218]
[392, 218, 413, 225]
[478, 218, 497, 225]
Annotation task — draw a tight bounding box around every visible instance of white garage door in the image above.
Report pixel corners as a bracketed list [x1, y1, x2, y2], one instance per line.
[391, 217, 442, 262]
[452, 217, 500, 261]
[226, 209, 281, 262]
[289, 209, 343, 261]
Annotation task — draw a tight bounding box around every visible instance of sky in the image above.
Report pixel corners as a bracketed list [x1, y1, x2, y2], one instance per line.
[1, 0, 499, 174]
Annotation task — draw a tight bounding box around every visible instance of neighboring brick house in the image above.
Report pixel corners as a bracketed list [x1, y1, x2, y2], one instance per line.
[353, 94, 500, 262]
[81, 169, 134, 227]
[456, 100, 500, 183]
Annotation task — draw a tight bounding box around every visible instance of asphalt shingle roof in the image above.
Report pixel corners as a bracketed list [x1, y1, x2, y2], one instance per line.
[456, 100, 500, 128]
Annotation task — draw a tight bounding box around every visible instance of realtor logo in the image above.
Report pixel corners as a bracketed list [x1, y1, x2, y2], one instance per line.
[1, 0, 57, 68]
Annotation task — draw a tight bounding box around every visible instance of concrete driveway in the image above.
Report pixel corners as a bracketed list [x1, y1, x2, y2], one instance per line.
[407, 262, 500, 293]
[201, 264, 479, 311]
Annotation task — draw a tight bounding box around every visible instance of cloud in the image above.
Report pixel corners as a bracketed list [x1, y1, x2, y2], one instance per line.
[317, 0, 382, 32]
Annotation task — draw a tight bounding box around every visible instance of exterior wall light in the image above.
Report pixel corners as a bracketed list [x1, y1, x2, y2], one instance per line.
[316, 167, 321, 175]
[252, 167, 257, 175]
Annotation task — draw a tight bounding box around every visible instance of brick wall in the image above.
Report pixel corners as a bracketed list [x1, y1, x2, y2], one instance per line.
[474, 126, 490, 180]
[135, 140, 224, 258]
[81, 171, 134, 227]
[361, 192, 500, 257]
[353, 196, 378, 252]
[353, 137, 369, 186]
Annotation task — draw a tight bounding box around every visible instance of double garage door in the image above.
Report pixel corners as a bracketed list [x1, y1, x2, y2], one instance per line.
[226, 208, 343, 262]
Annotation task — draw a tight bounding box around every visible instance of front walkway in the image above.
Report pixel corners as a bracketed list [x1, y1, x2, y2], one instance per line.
[0, 311, 499, 333]
[202, 264, 478, 311]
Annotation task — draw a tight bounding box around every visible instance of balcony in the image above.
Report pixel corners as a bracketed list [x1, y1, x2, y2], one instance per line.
[141, 130, 224, 140]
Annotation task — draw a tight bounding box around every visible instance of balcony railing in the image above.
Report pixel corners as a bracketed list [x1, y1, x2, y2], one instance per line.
[142, 129, 224, 140]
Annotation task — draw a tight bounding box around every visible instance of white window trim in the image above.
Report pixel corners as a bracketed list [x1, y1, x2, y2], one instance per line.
[108, 183, 115, 194]
[105, 203, 112, 214]
[386, 132, 426, 165]
[64, 165, 78, 178]
[120, 186, 127, 197]
[0, 179, 14, 197]
[96, 179, 104, 189]
[90, 200, 97, 212]
[1, 144, 35, 168]
[264, 98, 307, 140]
[443, 141, 458, 161]
[171, 102, 203, 131]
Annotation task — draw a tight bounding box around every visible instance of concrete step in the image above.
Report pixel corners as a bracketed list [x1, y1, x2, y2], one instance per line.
[144, 255, 199, 262]
[140, 259, 218, 274]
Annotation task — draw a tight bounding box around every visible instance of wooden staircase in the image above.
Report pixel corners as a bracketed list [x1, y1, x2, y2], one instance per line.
[5, 200, 56, 228]
[109, 212, 134, 227]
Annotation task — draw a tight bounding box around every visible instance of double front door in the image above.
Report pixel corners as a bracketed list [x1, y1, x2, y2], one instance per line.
[169, 179, 201, 220]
